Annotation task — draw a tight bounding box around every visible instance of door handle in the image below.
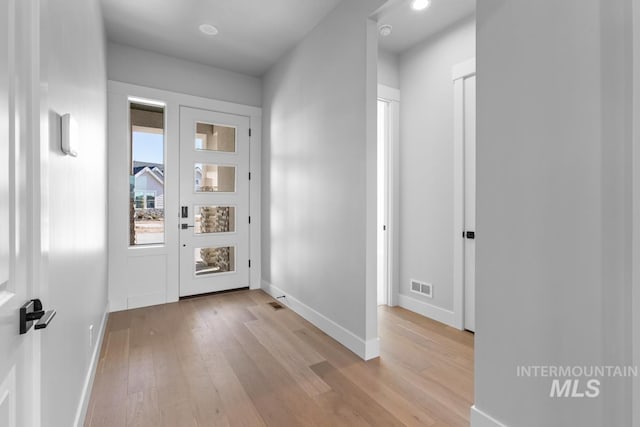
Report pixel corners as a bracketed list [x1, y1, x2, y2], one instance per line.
[180, 224, 195, 230]
[463, 231, 476, 239]
[20, 299, 56, 334]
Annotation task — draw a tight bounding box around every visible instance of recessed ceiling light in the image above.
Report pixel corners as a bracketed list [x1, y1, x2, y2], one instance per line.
[379, 24, 393, 37]
[199, 24, 219, 36]
[411, 0, 431, 11]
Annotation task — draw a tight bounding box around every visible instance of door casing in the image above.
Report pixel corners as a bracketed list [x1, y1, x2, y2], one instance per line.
[107, 81, 262, 312]
[453, 58, 476, 331]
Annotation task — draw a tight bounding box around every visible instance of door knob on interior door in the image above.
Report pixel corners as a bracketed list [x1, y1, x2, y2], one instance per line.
[19, 299, 56, 334]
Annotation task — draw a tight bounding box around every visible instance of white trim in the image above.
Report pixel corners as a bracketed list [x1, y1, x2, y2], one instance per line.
[261, 280, 378, 360]
[365, 20, 380, 351]
[470, 406, 509, 427]
[378, 84, 400, 102]
[107, 81, 262, 311]
[73, 307, 108, 427]
[249, 117, 261, 290]
[453, 58, 476, 81]
[398, 293, 457, 328]
[633, 0, 640, 424]
[109, 81, 262, 118]
[452, 58, 476, 331]
[364, 338, 380, 360]
[452, 77, 465, 330]
[377, 84, 400, 307]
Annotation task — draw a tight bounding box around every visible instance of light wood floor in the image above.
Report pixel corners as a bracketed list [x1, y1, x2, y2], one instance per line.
[85, 290, 474, 427]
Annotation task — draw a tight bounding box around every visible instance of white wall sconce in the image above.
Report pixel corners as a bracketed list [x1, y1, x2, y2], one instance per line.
[61, 113, 78, 157]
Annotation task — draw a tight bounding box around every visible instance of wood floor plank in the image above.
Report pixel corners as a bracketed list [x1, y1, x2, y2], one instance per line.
[219, 314, 334, 426]
[85, 329, 130, 427]
[310, 361, 404, 427]
[293, 327, 361, 370]
[245, 318, 331, 396]
[85, 291, 474, 427]
[247, 304, 326, 366]
[340, 362, 438, 427]
[193, 295, 311, 426]
[126, 388, 161, 427]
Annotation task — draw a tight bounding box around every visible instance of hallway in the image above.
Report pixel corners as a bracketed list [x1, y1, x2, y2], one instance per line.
[85, 290, 474, 427]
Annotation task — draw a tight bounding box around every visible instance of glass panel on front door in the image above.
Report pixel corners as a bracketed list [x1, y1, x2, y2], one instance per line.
[194, 206, 236, 234]
[195, 122, 236, 153]
[194, 246, 236, 276]
[194, 163, 235, 193]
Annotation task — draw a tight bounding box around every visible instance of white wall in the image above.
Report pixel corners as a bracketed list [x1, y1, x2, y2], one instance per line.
[40, 0, 108, 426]
[397, 17, 475, 316]
[378, 49, 399, 89]
[473, 1, 632, 426]
[107, 42, 262, 107]
[262, 0, 383, 358]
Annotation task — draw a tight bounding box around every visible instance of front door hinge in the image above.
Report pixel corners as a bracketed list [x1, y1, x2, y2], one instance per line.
[249, 128, 252, 137]
[249, 172, 251, 180]
[248, 216, 251, 224]
[249, 259, 251, 268]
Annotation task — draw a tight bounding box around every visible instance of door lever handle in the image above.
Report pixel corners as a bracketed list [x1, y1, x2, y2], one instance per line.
[20, 299, 56, 334]
[35, 310, 56, 330]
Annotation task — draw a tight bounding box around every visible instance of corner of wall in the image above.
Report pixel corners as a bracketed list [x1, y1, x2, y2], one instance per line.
[470, 406, 509, 427]
[261, 280, 378, 360]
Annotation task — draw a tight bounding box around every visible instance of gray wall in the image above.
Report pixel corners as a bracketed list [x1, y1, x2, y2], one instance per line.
[40, 0, 108, 425]
[474, 0, 632, 426]
[262, 0, 382, 340]
[378, 49, 399, 89]
[398, 17, 475, 311]
[107, 42, 262, 107]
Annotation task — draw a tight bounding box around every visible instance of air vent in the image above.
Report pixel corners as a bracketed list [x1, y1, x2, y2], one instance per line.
[410, 279, 433, 299]
[268, 301, 285, 311]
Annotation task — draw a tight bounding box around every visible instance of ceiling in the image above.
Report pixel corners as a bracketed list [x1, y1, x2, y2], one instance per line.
[100, 0, 343, 77]
[376, 0, 475, 54]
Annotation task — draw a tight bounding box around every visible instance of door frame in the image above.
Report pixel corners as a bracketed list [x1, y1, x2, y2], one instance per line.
[452, 58, 476, 331]
[377, 84, 400, 307]
[107, 81, 262, 311]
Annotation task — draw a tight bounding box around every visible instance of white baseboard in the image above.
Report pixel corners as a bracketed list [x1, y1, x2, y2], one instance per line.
[261, 280, 379, 360]
[73, 307, 109, 427]
[364, 337, 380, 360]
[398, 293, 457, 328]
[470, 405, 508, 427]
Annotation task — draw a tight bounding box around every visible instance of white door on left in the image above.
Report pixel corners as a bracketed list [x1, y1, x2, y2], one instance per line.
[0, 1, 42, 425]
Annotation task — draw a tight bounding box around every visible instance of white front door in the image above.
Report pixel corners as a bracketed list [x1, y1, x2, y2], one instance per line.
[179, 107, 250, 296]
[463, 74, 477, 332]
[0, 0, 41, 425]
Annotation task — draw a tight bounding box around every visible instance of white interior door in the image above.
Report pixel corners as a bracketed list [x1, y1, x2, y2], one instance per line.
[0, 0, 41, 425]
[179, 107, 250, 296]
[463, 75, 476, 332]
